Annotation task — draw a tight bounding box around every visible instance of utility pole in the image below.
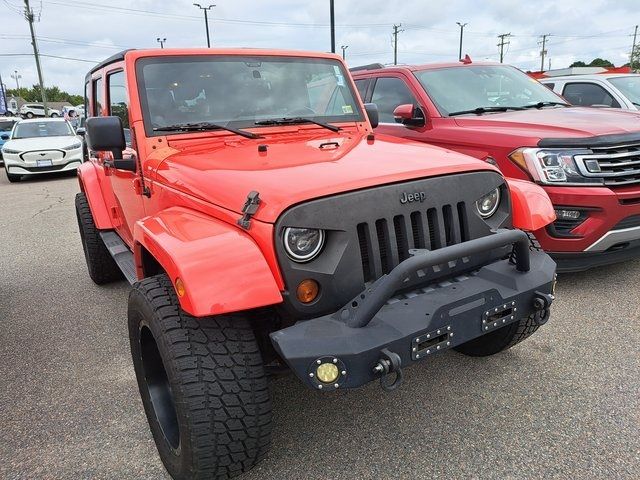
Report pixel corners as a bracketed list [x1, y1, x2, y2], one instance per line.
[631, 25, 638, 71]
[456, 22, 468, 60]
[539, 34, 550, 72]
[393, 24, 404, 65]
[330, 0, 335, 53]
[156, 37, 166, 49]
[497, 33, 511, 63]
[341, 45, 348, 60]
[11, 70, 21, 90]
[193, 3, 215, 48]
[23, 0, 48, 115]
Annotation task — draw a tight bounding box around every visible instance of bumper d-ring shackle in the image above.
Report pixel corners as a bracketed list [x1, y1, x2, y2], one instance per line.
[373, 348, 404, 392]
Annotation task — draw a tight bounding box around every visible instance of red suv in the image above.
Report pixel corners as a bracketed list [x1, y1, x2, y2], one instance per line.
[352, 61, 640, 271]
[77, 49, 556, 479]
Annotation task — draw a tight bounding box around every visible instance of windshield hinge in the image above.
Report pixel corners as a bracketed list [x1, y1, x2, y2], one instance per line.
[237, 191, 261, 230]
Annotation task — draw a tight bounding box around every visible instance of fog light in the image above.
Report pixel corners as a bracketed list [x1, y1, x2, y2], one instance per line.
[555, 209, 581, 220]
[316, 363, 339, 383]
[296, 279, 319, 303]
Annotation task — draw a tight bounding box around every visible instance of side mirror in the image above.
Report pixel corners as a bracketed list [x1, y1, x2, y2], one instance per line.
[393, 104, 426, 127]
[364, 103, 379, 129]
[0, 133, 9, 140]
[76, 127, 86, 136]
[86, 116, 126, 159]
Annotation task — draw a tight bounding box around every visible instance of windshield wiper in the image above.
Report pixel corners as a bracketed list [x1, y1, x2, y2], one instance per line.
[521, 101, 570, 109]
[254, 117, 341, 132]
[448, 106, 525, 116]
[153, 122, 262, 139]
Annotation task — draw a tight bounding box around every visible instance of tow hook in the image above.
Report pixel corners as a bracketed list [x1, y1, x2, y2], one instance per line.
[532, 290, 554, 325]
[373, 348, 404, 392]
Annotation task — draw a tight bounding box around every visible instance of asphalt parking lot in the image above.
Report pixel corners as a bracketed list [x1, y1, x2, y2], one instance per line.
[0, 172, 638, 480]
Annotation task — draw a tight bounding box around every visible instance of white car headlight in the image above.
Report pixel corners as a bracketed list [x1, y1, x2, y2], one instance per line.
[62, 142, 82, 151]
[283, 227, 325, 262]
[510, 148, 603, 185]
[476, 188, 501, 218]
[2, 148, 20, 155]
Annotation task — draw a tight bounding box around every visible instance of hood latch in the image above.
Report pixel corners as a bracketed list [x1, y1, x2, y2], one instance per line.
[237, 191, 261, 230]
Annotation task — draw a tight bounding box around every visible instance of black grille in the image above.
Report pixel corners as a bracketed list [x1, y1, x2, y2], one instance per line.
[357, 202, 468, 282]
[575, 144, 640, 187]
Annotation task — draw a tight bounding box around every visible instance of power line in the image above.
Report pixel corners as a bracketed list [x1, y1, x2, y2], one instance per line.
[0, 53, 97, 63]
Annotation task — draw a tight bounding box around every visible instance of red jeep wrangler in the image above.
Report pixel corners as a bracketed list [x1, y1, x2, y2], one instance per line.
[77, 49, 556, 479]
[352, 61, 640, 272]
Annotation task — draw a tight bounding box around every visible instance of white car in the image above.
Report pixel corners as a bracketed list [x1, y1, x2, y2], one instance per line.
[19, 103, 61, 118]
[1, 118, 83, 182]
[540, 73, 640, 110]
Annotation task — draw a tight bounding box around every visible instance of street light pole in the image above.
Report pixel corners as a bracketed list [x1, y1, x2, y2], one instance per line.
[156, 37, 166, 49]
[330, 0, 335, 53]
[193, 3, 215, 48]
[341, 45, 348, 60]
[456, 22, 468, 61]
[11, 70, 21, 90]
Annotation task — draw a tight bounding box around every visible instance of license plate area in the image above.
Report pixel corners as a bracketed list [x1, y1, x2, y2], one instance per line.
[412, 326, 453, 360]
[36, 159, 53, 167]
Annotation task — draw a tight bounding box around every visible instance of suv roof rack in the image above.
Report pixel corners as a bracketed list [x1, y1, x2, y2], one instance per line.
[349, 63, 386, 72]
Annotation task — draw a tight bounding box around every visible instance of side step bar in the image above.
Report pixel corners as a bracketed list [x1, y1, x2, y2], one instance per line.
[99, 231, 137, 285]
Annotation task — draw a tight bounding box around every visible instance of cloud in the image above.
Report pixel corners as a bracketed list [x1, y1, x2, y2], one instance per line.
[0, 0, 637, 94]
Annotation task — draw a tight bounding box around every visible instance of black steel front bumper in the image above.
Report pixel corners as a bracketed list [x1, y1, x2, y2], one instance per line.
[270, 230, 556, 391]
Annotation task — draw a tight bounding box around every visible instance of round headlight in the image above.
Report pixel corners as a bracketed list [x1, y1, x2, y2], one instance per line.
[476, 188, 501, 218]
[283, 227, 325, 262]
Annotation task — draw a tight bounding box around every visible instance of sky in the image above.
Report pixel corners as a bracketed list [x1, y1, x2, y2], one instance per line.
[1, 0, 639, 95]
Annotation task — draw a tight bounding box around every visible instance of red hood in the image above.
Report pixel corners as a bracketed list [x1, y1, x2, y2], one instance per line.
[453, 106, 640, 142]
[153, 128, 498, 223]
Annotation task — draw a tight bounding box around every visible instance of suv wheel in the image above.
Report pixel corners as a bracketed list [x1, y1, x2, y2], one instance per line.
[454, 308, 549, 357]
[50, 113, 59, 118]
[25, 112, 34, 119]
[75, 192, 122, 284]
[5, 168, 20, 183]
[129, 274, 272, 480]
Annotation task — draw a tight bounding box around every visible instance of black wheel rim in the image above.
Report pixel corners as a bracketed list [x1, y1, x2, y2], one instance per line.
[140, 326, 180, 450]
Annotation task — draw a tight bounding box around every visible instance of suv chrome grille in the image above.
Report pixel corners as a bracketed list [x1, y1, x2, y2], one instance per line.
[575, 144, 640, 186]
[357, 203, 468, 282]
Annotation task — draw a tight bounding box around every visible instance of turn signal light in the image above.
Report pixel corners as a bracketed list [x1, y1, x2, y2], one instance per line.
[175, 278, 186, 298]
[296, 279, 319, 303]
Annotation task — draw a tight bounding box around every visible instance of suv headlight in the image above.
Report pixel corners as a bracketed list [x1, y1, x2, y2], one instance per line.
[476, 188, 501, 218]
[283, 227, 325, 262]
[509, 147, 603, 185]
[62, 142, 82, 151]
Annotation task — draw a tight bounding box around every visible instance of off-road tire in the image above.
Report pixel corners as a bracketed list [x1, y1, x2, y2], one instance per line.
[5, 169, 20, 182]
[454, 308, 549, 357]
[75, 192, 122, 284]
[129, 274, 272, 480]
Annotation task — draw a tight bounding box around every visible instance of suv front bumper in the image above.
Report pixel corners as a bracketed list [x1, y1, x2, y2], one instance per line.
[271, 230, 556, 391]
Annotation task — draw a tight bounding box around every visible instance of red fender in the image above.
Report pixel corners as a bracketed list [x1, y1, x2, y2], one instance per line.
[507, 178, 556, 231]
[133, 207, 283, 317]
[77, 162, 113, 230]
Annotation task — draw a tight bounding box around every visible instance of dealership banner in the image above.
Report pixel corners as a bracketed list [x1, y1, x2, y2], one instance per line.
[0, 74, 7, 115]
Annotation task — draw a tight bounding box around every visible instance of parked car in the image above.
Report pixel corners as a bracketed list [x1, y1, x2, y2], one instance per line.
[540, 73, 640, 110]
[351, 61, 640, 272]
[19, 103, 61, 118]
[4, 107, 18, 117]
[77, 48, 557, 479]
[0, 117, 20, 164]
[1, 117, 83, 182]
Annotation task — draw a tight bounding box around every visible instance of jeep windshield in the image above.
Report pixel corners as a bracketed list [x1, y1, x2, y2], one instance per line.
[413, 65, 569, 116]
[136, 55, 364, 135]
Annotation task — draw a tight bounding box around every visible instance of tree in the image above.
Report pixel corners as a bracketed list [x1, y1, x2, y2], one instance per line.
[5, 85, 82, 105]
[589, 58, 614, 68]
[570, 61, 587, 67]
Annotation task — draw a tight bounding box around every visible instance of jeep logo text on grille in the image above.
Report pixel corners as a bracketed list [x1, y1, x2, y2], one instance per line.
[400, 191, 426, 204]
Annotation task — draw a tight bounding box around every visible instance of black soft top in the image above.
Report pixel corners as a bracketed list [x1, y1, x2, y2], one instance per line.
[84, 49, 135, 81]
